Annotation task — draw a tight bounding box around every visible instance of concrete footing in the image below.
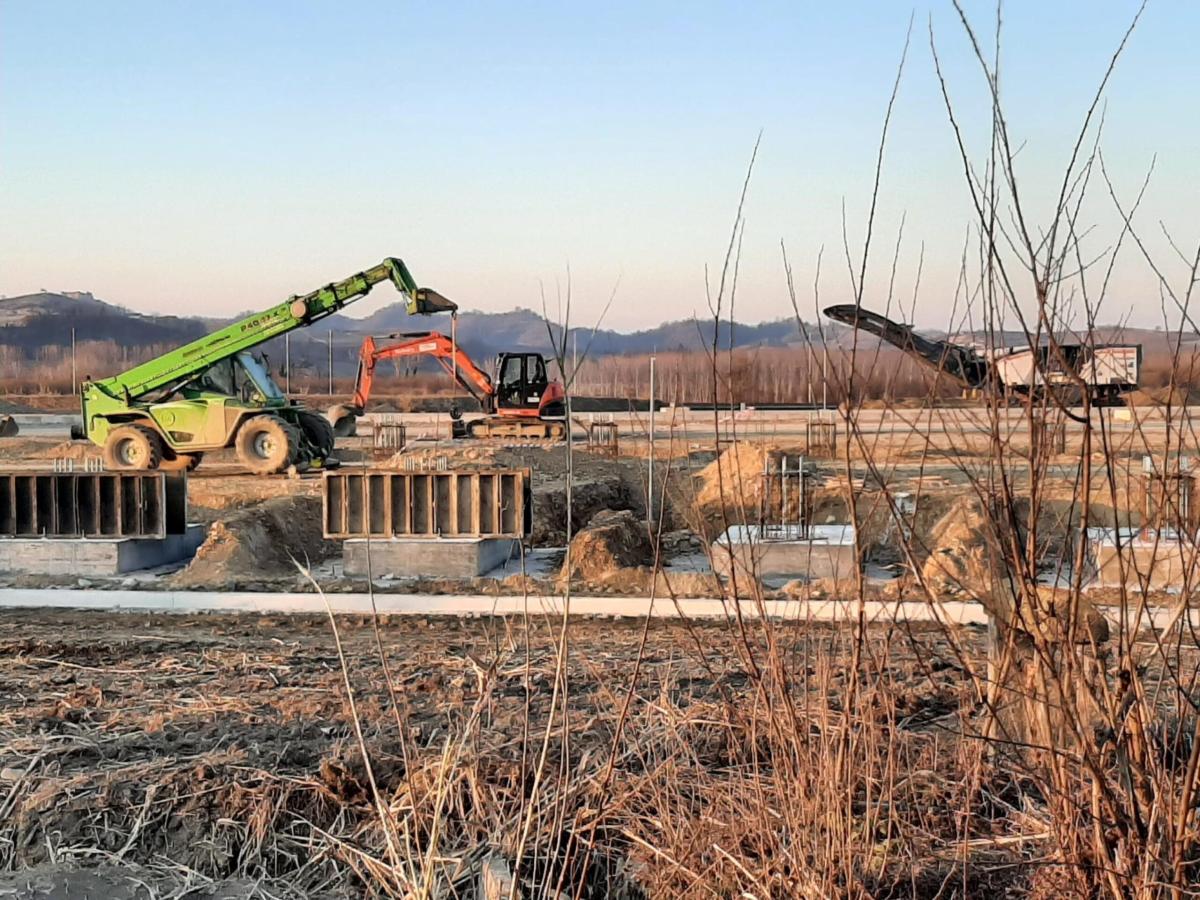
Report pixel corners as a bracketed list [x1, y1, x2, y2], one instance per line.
[713, 524, 857, 582]
[0, 524, 205, 576]
[343, 537, 521, 579]
[1085, 527, 1199, 590]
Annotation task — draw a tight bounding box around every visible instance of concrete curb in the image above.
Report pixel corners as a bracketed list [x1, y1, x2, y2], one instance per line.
[0, 589, 990, 622]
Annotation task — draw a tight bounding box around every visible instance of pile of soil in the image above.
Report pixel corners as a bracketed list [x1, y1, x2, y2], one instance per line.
[561, 509, 653, 582]
[385, 444, 502, 469]
[919, 496, 1007, 604]
[1127, 385, 1190, 407]
[48, 439, 100, 460]
[534, 476, 634, 545]
[691, 442, 773, 536]
[172, 495, 329, 588]
[188, 475, 318, 512]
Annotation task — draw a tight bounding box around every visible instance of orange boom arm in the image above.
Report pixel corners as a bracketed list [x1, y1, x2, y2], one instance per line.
[350, 331, 496, 413]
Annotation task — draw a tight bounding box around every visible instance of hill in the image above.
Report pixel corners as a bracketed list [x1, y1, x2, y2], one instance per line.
[0, 292, 818, 375]
[0, 291, 1186, 386]
[0, 291, 209, 349]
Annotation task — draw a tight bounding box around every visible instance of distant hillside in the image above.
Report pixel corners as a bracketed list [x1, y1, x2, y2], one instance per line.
[0, 292, 821, 377]
[0, 291, 1187, 385]
[343, 305, 815, 358]
[0, 291, 208, 350]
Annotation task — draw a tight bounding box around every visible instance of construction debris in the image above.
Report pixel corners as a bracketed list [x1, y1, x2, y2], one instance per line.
[562, 509, 653, 582]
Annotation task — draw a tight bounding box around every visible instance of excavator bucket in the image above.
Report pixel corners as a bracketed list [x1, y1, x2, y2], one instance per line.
[409, 288, 458, 316]
[0, 415, 18, 438]
[327, 404, 360, 438]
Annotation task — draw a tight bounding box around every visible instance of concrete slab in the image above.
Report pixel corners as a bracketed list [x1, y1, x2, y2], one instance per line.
[1086, 527, 1200, 591]
[343, 537, 521, 579]
[713, 524, 857, 582]
[0, 524, 205, 576]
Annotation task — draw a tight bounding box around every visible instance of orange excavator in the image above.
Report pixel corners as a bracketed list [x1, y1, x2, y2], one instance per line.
[328, 332, 567, 440]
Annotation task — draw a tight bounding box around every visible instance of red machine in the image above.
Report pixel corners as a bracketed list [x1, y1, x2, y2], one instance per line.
[329, 331, 566, 439]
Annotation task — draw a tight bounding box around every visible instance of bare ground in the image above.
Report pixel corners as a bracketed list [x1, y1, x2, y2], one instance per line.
[0, 610, 1048, 898]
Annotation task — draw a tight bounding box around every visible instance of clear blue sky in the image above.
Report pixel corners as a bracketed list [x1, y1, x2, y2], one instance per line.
[1, 1, 1195, 330]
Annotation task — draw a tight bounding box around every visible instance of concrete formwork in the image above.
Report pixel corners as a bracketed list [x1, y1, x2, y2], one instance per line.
[324, 469, 531, 539]
[712, 524, 858, 582]
[0, 471, 186, 538]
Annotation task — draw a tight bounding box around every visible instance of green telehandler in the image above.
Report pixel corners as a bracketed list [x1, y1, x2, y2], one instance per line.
[74, 258, 457, 474]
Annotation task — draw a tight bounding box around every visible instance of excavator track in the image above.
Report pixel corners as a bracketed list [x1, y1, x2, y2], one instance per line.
[466, 417, 567, 441]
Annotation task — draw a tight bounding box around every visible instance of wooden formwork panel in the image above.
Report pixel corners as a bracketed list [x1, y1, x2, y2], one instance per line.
[0, 472, 187, 538]
[323, 469, 531, 539]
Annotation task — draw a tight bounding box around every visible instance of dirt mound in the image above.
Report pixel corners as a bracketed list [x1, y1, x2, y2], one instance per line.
[48, 439, 100, 460]
[1127, 385, 1190, 407]
[173, 495, 329, 588]
[562, 509, 653, 582]
[919, 496, 1006, 603]
[385, 443, 502, 469]
[534, 476, 634, 545]
[188, 476, 316, 512]
[691, 442, 772, 535]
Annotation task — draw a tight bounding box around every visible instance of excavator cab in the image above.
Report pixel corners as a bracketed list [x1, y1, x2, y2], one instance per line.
[495, 353, 550, 411]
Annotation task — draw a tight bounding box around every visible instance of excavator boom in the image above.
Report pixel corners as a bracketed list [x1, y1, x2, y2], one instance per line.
[351, 332, 495, 412]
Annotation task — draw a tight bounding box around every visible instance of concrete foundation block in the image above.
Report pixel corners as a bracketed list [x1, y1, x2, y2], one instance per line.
[0, 524, 205, 576]
[1086, 528, 1199, 590]
[712, 524, 857, 582]
[344, 537, 521, 579]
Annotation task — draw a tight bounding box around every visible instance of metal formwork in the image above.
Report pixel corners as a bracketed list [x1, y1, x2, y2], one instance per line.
[0, 471, 187, 538]
[323, 469, 531, 539]
[805, 421, 837, 458]
[586, 421, 619, 457]
[373, 422, 407, 454]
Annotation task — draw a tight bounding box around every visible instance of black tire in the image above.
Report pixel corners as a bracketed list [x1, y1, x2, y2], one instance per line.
[296, 409, 336, 458]
[159, 451, 204, 472]
[102, 424, 163, 470]
[235, 415, 298, 475]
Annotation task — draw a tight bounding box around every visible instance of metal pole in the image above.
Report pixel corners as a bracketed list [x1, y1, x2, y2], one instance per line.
[70, 327, 77, 395]
[327, 329, 333, 396]
[648, 355, 656, 525]
[284, 333, 291, 395]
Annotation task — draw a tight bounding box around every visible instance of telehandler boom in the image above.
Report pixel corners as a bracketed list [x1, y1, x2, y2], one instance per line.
[77, 259, 456, 473]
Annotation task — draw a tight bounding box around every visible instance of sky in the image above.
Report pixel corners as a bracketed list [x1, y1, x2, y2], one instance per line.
[1, 1, 1197, 331]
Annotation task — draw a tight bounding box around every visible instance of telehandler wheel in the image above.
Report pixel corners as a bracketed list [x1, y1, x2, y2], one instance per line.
[159, 451, 204, 472]
[296, 409, 336, 458]
[235, 415, 298, 475]
[102, 424, 164, 471]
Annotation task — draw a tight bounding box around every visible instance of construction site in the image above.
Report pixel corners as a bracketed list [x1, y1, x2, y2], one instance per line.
[3, 262, 1200, 896]
[6, 1, 1200, 897]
